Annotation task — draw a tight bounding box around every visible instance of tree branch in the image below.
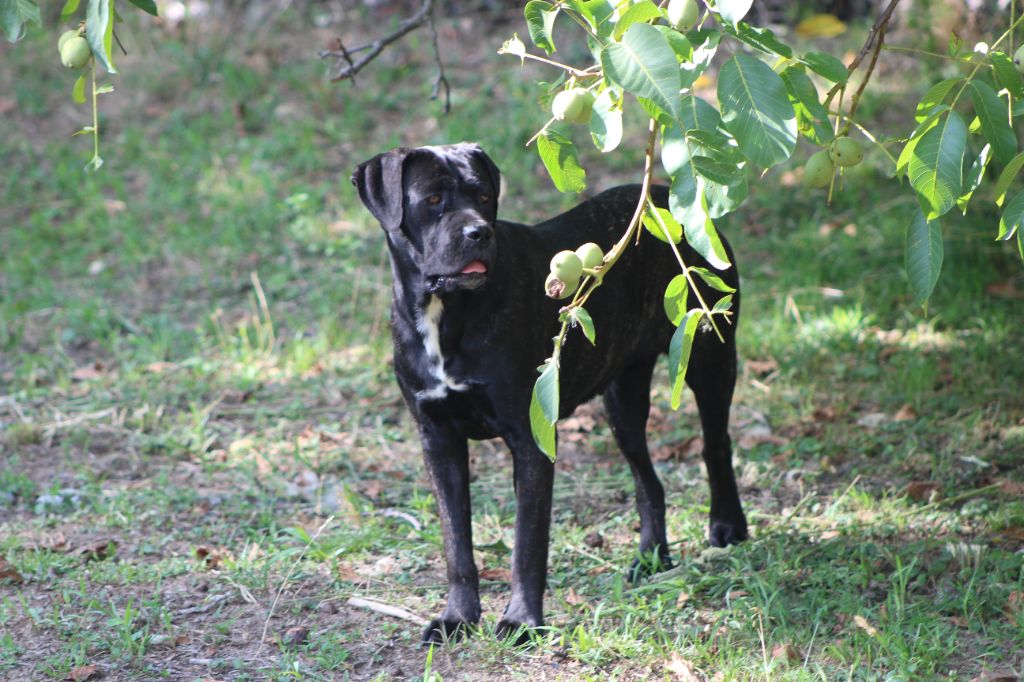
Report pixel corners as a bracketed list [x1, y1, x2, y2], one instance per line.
[319, 0, 437, 83]
[824, 0, 902, 108]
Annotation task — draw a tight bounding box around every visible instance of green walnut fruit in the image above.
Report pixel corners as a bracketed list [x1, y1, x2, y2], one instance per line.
[575, 242, 604, 269]
[551, 88, 595, 124]
[1014, 44, 1024, 73]
[545, 272, 579, 300]
[829, 137, 864, 167]
[666, 0, 699, 32]
[58, 29, 80, 52]
[803, 151, 834, 189]
[550, 250, 584, 283]
[60, 36, 92, 70]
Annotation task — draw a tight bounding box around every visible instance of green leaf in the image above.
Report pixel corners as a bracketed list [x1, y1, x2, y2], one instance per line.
[668, 309, 703, 409]
[688, 215, 729, 268]
[896, 107, 944, 179]
[991, 51, 1024, 100]
[998, 190, 1024, 241]
[712, 294, 734, 313]
[656, 24, 692, 62]
[571, 307, 596, 345]
[590, 87, 622, 153]
[915, 78, 962, 122]
[529, 360, 559, 460]
[72, 73, 87, 104]
[124, 0, 156, 15]
[995, 151, 1024, 207]
[525, 0, 558, 53]
[905, 209, 943, 308]
[663, 274, 689, 325]
[907, 110, 966, 220]
[498, 34, 527, 64]
[681, 29, 720, 89]
[613, 0, 660, 39]
[669, 162, 704, 227]
[715, 0, 752, 25]
[643, 206, 682, 244]
[662, 96, 721, 175]
[601, 23, 682, 120]
[722, 21, 792, 57]
[718, 54, 797, 168]
[689, 265, 736, 292]
[691, 155, 742, 185]
[62, 0, 80, 19]
[86, 0, 117, 74]
[780, 65, 833, 145]
[800, 51, 849, 84]
[968, 80, 1016, 164]
[0, 0, 40, 42]
[957, 144, 991, 213]
[703, 169, 747, 219]
[537, 130, 586, 193]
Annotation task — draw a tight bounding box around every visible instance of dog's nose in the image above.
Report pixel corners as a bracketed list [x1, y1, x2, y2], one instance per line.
[462, 223, 492, 242]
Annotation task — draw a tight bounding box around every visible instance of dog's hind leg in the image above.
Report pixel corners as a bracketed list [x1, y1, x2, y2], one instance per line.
[418, 417, 482, 645]
[687, 333, 748, 547]
[604, 356, 673, 581]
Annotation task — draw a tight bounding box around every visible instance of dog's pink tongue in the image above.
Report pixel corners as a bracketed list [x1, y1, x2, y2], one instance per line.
[461, 261, 487, 274]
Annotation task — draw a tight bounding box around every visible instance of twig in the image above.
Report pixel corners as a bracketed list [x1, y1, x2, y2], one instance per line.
[823, 0, 902, 109]
[346, 597, 428, 625]
[319, 0, 435, 82]
[427, 9, 450, 114]
[846, 19, 886, 123]
[259, 515, 335, 647]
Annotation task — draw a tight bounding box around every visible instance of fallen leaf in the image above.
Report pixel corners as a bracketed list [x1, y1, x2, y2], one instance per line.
[853, 614, 878, 636]
[653, 435, 704, 462]
[583, 532, 604, 549]
[998, 479, 1024, 496]
[676, 591, 690, 607]
[745, 358, 779, 376]
[67, 664, 100, 681]
[564, 587, 587, 606]
[893, 404, 918, 421]
[282, 626, 309, 646]
[73, 539, 116, 561]
[0, 558, 23, 584]
[71, 364, 106, 381]
[904, 480, 941, 502]
[479, 567, 512, 581]
[857, 412, 888, 428]
[194, 546, 229, 569]
[738, 433, 789, 449]
[795, 14, 847, 37]
[812, 405, 838, 421]
[726, 590, 749, 602]
[0, 97, 15, 114]
[970, 673, 1020, 682]
[771, 643, 802, 663]
[666, 652, 704, 681]
[144, 361, 177, 374]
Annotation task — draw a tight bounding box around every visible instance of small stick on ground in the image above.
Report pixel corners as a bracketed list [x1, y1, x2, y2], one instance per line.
[347, 597, 428, 626]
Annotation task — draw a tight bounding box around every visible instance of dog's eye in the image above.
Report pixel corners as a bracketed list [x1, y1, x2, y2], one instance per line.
[426, 194, 442, 205]
[479, 193, 490, 204]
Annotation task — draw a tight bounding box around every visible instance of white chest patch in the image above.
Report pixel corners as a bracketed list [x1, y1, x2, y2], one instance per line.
[416, 295, 470, 399]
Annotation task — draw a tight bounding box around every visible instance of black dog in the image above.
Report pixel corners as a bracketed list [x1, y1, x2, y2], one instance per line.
[352, 143, 747, 644]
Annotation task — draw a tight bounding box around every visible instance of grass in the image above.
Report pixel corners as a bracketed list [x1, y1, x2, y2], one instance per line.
[2, 4, 1024, 681]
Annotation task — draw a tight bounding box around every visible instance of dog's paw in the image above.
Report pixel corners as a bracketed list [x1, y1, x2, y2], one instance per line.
[495, 618, 539, 646]
[421, 618, 475, 646]
[628, 547, 674, 583]
[709, 518, 748, 547]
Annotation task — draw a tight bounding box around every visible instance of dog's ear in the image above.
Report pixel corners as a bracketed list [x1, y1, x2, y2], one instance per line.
[351, 148, 410, 233]
[466, 144, 501, 210]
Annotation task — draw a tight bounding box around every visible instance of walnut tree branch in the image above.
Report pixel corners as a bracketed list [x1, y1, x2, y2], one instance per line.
[318, 0, 436, 83]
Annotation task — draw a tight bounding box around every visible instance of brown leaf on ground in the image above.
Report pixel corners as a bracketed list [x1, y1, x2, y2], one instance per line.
[771, 643, 802, 663]
[479, 567, 512, 581]
[985, 280, 1024, 300]
[969, 673, 1020, 682]
[71, 364, 107, 381]
[282, 626, 310, 647]
[905, 481, 941, 502]
[745, 358, 779, 376]
[996, 526, 1024, 543]
[1004, 591, 1023, 619]
[66, 664, 100, 681]
[666, 653, 704, 681]
[653, 435, 703, 462]
[583, 532, 604, 549]
[564, 587, 587, 607]
[195, 546, 229, 569]
[676, 591, 690, 607]
[0, 558, 23, 584]
[738, 433, 789, 449]
[812, 405, 838, 421]
[73, 539, 116, 561]
[853, 614, 878, 636]
[893, 404, 918, 421]
[0, 97, 15, 114]
[998, 479, 1024, 496]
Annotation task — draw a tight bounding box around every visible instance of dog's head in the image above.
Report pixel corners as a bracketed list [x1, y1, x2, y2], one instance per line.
[352, 143, 501, 295]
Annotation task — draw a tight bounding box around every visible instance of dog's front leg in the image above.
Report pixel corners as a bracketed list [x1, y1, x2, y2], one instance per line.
[418, 418, 480, 645]
[496, 431, 555, 643]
